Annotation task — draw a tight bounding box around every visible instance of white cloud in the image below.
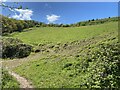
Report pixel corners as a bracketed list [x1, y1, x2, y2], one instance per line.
[11, 9, 33, 20]
[46, 14, 60, 23]
[0, 0, 7, 2]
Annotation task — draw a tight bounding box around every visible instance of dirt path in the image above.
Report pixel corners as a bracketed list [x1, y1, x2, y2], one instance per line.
[8, 70, 33, 88]
[2, 52, 47, 69]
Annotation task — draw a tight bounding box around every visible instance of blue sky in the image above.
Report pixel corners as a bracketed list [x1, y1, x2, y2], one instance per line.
[1, 2, 118, 24]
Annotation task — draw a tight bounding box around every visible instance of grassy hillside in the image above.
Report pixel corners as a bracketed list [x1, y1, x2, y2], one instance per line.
[13, 32, 119, 88]
[8, 21, 119, 88]
[8, 22, 117, 45]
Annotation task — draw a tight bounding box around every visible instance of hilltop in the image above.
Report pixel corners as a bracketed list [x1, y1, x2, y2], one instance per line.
[1, 14, 118, 35]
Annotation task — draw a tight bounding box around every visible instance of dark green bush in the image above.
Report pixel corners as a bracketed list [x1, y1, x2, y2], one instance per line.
[2, 38, 32, 58]
[16, 44, 32, 58]
[3, 44, 17, 58]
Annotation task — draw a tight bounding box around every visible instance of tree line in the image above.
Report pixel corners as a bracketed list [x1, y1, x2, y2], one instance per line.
[1, 15, 42, 35]
[1, 15, 118, 35]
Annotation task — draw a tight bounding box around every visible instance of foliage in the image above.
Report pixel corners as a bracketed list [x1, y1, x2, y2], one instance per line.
[2, 38, 32, 58]
[74, 17, 118, 27]
[1, 15, 42, 35]
[77, 41, 120, 88]
[1, 14, 118, 35]
[1, 69, 19, 88]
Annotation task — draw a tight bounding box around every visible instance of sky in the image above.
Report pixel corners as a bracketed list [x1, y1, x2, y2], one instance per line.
[1, 2, 118, 24]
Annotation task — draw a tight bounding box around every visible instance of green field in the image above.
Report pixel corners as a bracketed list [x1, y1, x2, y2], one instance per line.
[9, 22, 118, 45]
[6, 22, 119, 88]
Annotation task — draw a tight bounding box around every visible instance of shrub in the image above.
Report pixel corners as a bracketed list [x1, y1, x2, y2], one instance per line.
[79, 41, 120, 88]
[2, 38, 32, 58]
[16, 44, 32, 58]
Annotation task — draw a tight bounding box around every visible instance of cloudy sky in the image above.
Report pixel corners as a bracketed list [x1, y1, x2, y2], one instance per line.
[1, 2, 118, 24]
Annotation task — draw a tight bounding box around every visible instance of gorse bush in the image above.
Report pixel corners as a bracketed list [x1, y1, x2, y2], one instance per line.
[2, 38, 32, 58]
[3, 44, 32, 58]
[15, 44, 32, 58]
